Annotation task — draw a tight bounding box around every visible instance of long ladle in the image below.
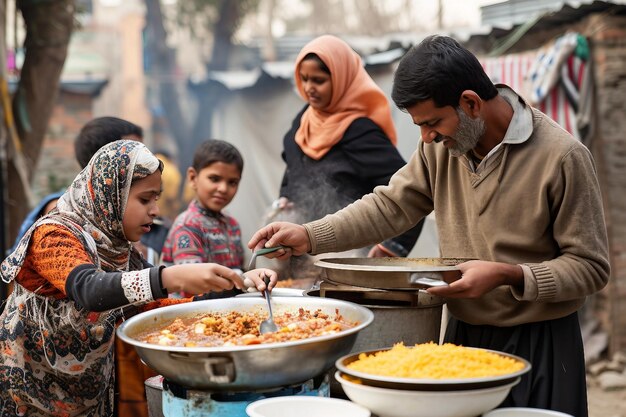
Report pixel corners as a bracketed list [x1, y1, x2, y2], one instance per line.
[259, 274, 278, 334]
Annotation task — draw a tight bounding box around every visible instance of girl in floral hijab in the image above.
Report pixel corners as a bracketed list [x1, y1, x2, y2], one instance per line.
[0, 140, 275, 417]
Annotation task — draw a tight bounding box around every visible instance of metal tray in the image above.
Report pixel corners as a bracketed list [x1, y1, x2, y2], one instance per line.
[314, 257, 470, 290]
[335, 347, 531, 391]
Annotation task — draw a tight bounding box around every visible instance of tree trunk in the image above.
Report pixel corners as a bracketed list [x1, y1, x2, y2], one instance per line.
[188, 0, 241, 169]
[144, 0, 192, 164]
[209, 0, 241, 72]
[355, 0, 387, 36]
[262, 0, 277, 62]
[5, 0, 74, 245]
[185, 0, 242, 172]
[185, 0, 243, 170]
[143, 0, 247, 174]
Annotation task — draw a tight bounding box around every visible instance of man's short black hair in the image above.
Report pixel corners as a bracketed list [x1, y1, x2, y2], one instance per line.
[392, 35, 498, 110]
[192, 139, 244, 174]
[74, 117, 143, 168]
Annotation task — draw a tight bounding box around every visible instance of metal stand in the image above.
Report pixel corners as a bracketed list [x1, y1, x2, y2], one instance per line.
[146, 374, 330, 417]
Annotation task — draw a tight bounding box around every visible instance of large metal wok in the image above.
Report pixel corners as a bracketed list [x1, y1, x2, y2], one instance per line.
[117, 297, 373, 391]
[315, 257, 471, 290]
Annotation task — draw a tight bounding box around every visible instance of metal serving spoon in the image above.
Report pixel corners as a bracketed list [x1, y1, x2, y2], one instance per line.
[247, 246, 285, 271]
[259, 274, 278, 334]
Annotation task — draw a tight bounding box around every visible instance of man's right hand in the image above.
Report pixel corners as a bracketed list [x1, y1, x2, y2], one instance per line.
[248, 222, 311, 257]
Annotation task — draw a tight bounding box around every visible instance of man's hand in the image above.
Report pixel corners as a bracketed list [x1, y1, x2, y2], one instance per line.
[426, 260, 524, 299]
[248, 222, 311, 257]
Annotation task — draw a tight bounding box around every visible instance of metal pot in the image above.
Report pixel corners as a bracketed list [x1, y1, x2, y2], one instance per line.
[306, 285, 444, 352]
[306, 284, 444, 397]
[314, 257, 470, 290]
[116, 297, 374, 391]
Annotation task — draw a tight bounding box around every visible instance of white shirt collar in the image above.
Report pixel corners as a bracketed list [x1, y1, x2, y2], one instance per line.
[497, 85, 533, 146]
[478, 86, 534, 162]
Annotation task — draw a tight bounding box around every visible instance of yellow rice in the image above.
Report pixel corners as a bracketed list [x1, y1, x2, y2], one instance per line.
[346, 342, 524, 379]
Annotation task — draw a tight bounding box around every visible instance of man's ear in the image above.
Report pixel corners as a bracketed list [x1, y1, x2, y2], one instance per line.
[458, 90, 482, 118]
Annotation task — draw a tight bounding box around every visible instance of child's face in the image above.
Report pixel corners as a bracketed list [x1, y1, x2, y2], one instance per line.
[122, 170, 162, 242]
[188, 162, 241, 212]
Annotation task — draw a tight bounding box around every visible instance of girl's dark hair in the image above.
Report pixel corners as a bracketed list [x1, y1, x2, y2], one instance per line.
[392, 35, 498, 110]
[301, 53, 330, 75]
[192, 139, 244, 173]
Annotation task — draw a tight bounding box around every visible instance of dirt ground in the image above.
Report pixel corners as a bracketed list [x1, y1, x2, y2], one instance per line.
[587, 379, 626, 417]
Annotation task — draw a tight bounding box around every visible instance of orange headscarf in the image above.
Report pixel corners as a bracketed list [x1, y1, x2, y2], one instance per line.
[294, 35, 397, 160]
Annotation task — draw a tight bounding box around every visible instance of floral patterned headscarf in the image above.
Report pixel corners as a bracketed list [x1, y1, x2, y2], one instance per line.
[2, 140, 162, 281]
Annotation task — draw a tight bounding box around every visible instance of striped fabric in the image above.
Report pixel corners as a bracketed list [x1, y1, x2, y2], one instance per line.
[536, 57, 583, 141]
[482, 52, 536, 93]
[480, 33, 592, 144]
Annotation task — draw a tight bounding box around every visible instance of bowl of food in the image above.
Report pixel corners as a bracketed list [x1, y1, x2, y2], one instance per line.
[334, 342, 531, 417]
[246, 396, 371, 417]
[336, 371, 519, 417]
[336, 342, 531, 391]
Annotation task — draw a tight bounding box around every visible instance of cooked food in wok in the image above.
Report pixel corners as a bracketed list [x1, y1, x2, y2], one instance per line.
[274, 277, 317, 289]
[135, 307, 358, 347]
[347, 342, 525, 380]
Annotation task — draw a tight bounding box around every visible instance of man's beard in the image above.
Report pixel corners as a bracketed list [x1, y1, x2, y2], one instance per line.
[447, 107, 485, 158]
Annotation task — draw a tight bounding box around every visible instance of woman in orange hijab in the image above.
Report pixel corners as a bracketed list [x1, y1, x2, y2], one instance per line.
[275, 35, 423, 258]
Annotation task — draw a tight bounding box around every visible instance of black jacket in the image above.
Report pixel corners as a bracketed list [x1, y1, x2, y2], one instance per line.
[280, 107, 423, 256]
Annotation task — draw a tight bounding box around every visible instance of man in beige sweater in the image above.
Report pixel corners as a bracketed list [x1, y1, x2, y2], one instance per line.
[249, 35, 609, 416]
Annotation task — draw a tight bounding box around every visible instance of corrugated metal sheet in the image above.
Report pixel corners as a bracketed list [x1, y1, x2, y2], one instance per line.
[481, 0, 626, 28]
[466, 0, 626, 55]
[196, 47, 406, 91]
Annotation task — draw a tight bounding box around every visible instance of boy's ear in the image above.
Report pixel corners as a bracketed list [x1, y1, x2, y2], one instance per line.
[187, 167, 197, 188]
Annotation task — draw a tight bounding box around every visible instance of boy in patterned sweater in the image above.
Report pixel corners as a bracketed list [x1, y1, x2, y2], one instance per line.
[161, 139, 245, 298]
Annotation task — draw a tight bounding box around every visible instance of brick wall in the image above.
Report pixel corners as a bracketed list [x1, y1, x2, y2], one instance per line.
[588, 13, 626, 355]
[31, 91, 94, 198]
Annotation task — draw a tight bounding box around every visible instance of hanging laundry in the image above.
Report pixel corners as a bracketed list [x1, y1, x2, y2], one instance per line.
[480, 32, 594, 146]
